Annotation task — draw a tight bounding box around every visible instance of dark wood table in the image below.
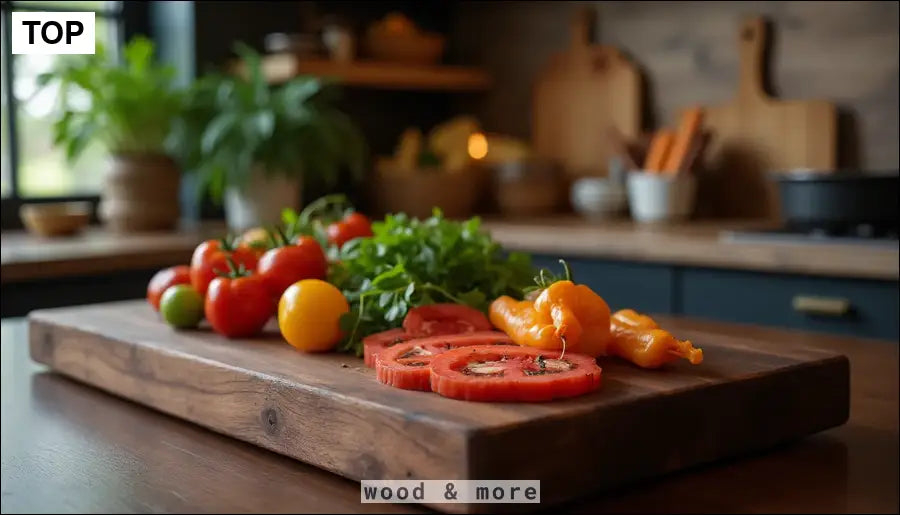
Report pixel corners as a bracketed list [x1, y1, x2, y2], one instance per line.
[2, 317, 897, 513]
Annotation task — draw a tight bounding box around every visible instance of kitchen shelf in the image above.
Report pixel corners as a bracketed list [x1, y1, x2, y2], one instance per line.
[236, 53, 492, 91]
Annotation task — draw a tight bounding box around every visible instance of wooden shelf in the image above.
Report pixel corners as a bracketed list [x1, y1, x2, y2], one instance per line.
[238, 53, 491, 92]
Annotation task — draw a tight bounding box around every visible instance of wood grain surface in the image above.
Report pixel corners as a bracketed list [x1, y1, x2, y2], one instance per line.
[238, 54, 492, 91]
[4, 316, 897, 513]
[27, 301, 852, 513]
[532, 8, 641, 178]
[699, 16, 837, 219]
[453, 1, 897, 171]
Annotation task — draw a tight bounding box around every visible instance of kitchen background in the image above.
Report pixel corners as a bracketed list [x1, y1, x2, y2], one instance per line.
[1, 1, 897, 340]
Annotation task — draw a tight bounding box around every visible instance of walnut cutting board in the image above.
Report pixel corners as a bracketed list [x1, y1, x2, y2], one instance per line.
[699, 17, 837, 219]
[28, 301, 849, 514]
[532, 9, 641, 178]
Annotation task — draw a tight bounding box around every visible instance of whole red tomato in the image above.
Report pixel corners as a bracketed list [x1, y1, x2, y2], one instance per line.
[147, 265, 191, 311]
[257, 236, 328, 299]
[326, 212, 373, 248]
[204, 273, 274, 338]
[190, 239, 260, 296]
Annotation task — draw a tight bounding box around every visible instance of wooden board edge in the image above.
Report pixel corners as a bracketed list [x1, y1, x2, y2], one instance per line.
[23, 307, 852, 514]
[27, 316, 473, 495]
[464, 355, 850, 512]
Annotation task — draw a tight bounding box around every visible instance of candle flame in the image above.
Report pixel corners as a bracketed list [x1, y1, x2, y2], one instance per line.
[468, 132, 488, 160]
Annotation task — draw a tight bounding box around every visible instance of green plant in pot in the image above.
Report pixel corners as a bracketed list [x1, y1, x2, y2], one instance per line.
[39, 36, 184, 232]
[172, 43, 366, 231]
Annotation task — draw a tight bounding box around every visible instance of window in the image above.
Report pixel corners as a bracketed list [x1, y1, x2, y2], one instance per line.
[1, 1, 130, 225]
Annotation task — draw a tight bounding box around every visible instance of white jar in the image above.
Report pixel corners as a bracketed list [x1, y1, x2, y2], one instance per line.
[626, 171, 697, 223]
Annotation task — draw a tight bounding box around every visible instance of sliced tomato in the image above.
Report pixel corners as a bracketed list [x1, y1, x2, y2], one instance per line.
[430, 346, 602, 402]
[363, 328, 413, 368]
[402, 304, 493, 337]
[375, 332, 513, 391]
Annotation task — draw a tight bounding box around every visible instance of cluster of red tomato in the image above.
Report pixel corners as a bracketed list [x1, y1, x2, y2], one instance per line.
[147, 213, 373, 348]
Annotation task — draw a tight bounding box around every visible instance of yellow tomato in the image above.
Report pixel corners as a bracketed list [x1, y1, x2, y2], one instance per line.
[278, 279, 349, 352]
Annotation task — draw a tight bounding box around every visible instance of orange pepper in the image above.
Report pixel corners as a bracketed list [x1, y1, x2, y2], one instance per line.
[609, 309, 703, 368]
[489, 261, 611, 357]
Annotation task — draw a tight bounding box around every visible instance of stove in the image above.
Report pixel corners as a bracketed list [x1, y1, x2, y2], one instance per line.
[721, 225, 899, 248]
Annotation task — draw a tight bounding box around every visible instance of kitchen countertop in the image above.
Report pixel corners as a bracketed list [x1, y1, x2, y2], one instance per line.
[0, 222, 226, 284]
[1, 316, 896, 513]
[482, 218, 899, 281]
[2, 218, 897, 283]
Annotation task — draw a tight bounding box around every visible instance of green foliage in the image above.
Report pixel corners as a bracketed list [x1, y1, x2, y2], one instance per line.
[327, 209, 536, 355]
[38, 36, 182, 160]
[170, 43, 367, 203]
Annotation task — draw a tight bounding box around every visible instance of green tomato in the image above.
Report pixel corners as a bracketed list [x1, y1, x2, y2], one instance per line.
[159, 284, 204, 329]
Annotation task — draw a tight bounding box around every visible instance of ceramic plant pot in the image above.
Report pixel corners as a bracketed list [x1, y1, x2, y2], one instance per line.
[224, 166, 302, 231]
[99, 154, 180, 232]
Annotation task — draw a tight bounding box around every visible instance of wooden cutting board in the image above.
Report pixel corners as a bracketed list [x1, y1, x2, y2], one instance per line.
[28, 301, 849, 514]
[532, 9, 642, 178]
[700, 17, 838, 219]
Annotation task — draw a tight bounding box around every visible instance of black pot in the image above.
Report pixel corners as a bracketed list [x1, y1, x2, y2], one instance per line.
[775, 170, 899, 233]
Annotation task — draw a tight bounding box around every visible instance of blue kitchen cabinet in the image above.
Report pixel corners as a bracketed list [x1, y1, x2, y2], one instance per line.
[679, 268, 899, 341]
[530, 255, 674, 313]
[530, 254, 898, 341]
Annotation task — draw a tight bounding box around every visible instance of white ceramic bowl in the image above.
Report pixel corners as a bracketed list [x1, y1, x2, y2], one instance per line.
[571, 178, 628, 220]
[626, 171, 697, 223]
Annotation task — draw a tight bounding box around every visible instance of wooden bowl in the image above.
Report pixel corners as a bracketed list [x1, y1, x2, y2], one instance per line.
[371, 167, 480, 219]
[19, 201, 92, 237]
[492, 159, 564, 216]
[363, 30, 445, 65]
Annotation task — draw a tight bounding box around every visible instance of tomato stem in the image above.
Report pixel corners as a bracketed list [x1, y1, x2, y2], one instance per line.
[218, 234, 238, 252]
[265, 227, 278, 250]
[217, 255, 252, 279]
[225, 255, 238, 276]
[276, 225, 290, 246]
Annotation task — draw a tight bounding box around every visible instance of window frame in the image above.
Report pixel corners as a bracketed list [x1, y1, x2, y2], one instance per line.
[0, 0, 149, 230]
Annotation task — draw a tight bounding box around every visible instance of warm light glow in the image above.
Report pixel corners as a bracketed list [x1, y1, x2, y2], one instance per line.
[468, 132, 488, 160]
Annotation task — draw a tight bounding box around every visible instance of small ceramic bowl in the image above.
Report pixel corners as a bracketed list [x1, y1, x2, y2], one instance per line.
[571, 178, 628, 220]
[20, 201, 92, 237]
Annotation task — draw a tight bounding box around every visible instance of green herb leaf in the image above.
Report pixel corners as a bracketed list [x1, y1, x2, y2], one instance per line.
[331, 208, 536, 355]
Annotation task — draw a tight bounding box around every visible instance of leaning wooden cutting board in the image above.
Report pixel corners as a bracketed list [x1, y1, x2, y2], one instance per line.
[700, 17, 837, 219]
[29, 301, 849, 513]
[532, 9, 642, 178]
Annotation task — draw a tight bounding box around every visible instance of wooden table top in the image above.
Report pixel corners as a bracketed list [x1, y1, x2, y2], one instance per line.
[3, 218, 897, 284]
[2, 316, 897, 513]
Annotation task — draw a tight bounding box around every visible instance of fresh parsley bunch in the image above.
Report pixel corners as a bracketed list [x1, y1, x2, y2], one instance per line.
[330, 209, 535, 355]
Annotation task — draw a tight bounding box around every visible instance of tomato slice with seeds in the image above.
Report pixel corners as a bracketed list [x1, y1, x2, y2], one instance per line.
[375, 332, 514, 391]
[363, 328, 413, 368]
[402, 304, 493, 337]
[429, 346, 602, 402]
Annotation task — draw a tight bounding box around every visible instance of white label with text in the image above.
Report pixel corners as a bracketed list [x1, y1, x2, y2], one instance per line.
[360, 480, 541, 504]
[11, 12, 95, 55]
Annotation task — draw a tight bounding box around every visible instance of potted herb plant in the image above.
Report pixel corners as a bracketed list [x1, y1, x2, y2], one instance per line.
[39, 36, 184, 232]
[172, 44, 366, 231]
